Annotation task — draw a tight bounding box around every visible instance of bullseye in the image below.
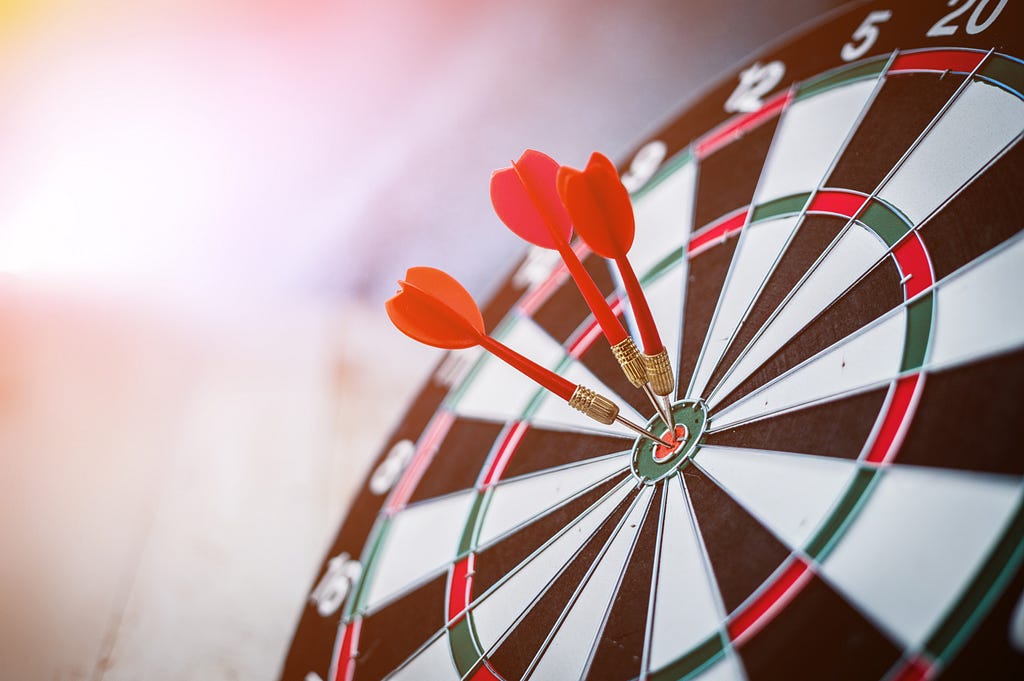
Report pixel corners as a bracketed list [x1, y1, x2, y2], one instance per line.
[652, 424, 689, 463]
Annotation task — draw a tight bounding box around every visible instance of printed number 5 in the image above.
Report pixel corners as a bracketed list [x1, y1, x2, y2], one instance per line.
[841, 10, 892, 62]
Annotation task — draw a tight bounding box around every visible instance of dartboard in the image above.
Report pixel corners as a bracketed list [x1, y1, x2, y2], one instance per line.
[281, 2, 1024, 679]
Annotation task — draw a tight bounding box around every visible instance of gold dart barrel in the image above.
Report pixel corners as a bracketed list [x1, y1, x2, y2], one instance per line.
[568, 385, 619, 425]
[644, 348, 674, 397]
[611, 337, 648, 388]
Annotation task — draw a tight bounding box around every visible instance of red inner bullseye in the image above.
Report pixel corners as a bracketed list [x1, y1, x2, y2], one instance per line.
[652, 424, 689, 463]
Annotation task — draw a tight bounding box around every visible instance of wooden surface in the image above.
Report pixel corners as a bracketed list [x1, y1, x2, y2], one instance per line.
[0, 290, 435, 680]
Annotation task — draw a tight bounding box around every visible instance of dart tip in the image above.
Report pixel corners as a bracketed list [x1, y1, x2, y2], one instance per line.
[647, 431, 675, 449]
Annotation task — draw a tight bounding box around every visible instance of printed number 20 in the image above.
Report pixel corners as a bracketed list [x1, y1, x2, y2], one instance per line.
[927, 0, 1007, 37]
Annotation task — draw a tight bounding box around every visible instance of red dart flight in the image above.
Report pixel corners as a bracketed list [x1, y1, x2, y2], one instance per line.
[558, 152, 676, 403]
[386, 266, 672, 446]
[490, 149, 648, 391]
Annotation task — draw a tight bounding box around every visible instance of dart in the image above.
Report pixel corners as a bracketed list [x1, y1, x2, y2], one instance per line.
[558, 151, 676, 428]
[386, 266, 672, 447]
[490, 150, 664, 418]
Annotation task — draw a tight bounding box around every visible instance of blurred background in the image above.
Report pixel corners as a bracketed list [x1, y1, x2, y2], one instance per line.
[0, 0, 844, 678]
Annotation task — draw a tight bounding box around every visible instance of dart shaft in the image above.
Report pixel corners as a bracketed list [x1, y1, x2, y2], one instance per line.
[643, 383, 675, 431]
[616, 256, 664, 355]
[614, 415, 674, 448]
[556, 240, 628, 345]
[478, 334, 576, 401]
[511, 161, 628, 345]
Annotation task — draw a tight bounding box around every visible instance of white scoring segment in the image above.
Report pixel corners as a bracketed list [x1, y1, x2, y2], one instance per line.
[821, 466, 1024, 649]
[711, 308, 906, 432]
[689, 215, 801, 398]
[471, 481, 635, 655]
[690, 653, 747, 681]
[365, 490, 477, 612]
[630, 159, 697, 277]
[452, 317, 566, 422]
[477, 452, 631, 548]
[528, 487, 654, 680]
[648, 478, 725, 672]
[754, 79, 877, 206]
[385, 633, 459, 681]
[711, 224, 891, 406]
[878, 79, 1024, 226]
[695, 445, 857, 549]
[929, 233, 1024, 369]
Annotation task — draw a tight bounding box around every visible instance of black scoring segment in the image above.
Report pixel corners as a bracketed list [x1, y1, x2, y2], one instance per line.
[482, 254, 530, 331]
[920, 140, 1024, 281]
[897, 349, 1024, 476]
[693, 117, 780, 229]
[353, 572, 450, 681]
[408, 418, 504, 504]
[677, 239, 739, 398]
[682, 467, 790, 613]
[938, 555, 1024, 679]
[737, 575, 902, 681]
[705, 388, 888, 460]
[533, 251, 618, 344]
[502, 426, 632, 480]
[826, 72, 965, 194]
[714, 259, 903, 411]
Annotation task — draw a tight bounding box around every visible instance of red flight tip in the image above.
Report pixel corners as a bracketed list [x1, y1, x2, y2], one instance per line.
[557, 151, 636, 260]
[385, 266, 576, 400]
[385, 266, 485, 350]
[490, 149, 573, 249]
[559, 151, 665, 355]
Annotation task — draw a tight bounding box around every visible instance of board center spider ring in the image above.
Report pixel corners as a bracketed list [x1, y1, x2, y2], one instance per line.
[633, 399, 707, 482]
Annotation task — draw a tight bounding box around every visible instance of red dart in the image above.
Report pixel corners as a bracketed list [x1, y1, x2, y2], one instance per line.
[558, 152, 676, 408]
[490, 150, 648, 391]
[386, 266, 672, 447]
